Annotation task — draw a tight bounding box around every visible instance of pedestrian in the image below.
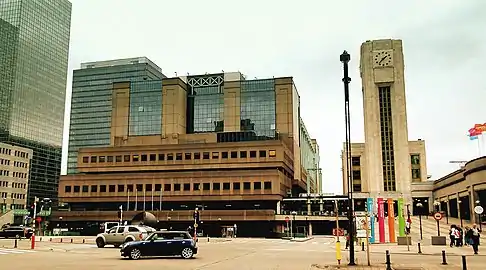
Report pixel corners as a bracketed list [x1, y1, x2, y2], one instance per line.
[470, 224, 481, 254]
[405, 218, 411, 235]
[449, 225, 457, 247]
[455, 227, 462, 247]
[345, 233, 350, 249]
[464, 226, 471, 246]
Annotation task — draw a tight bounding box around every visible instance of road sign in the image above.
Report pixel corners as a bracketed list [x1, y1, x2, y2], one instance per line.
[474, 206, 484, 215]
[433, 212, 443, 221]
[35, 216, 42, 222]
[285, 216, 290, 222]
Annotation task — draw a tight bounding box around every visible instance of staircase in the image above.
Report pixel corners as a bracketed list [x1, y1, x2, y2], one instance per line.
[0, 210, 14, 227]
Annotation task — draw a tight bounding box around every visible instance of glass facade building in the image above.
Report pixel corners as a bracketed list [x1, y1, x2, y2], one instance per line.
[240, 79, 276, 138]
[0, 0, 72, 203]
[68, 58, 165, 174]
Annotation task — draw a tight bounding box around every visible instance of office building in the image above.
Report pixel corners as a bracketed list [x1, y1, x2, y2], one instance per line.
[341, 39, 427, 210]
[0, 0, 72, 203]
[55, 60, 322, 236]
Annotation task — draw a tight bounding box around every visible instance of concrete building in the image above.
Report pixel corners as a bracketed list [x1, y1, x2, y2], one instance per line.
[55, 60, 322, 236]
[0, 142, 33, 211]
[0, 0, 72, 204]
[341, 39, 427, 211]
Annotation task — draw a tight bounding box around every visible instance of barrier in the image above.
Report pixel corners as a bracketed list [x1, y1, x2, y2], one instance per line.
[441, 250, 447, 265]
[385, 250, 392, 270]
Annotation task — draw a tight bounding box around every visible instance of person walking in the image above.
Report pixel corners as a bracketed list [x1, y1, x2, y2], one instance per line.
[470, 224, 481, 255]
[457, 227, 464, 247]
[465, 226, 471, 246]
[449, 225, 457, 247]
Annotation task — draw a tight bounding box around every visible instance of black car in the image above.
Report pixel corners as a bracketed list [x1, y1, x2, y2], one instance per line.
[120, 231, 198, 260]
[0, 226, 33, 239]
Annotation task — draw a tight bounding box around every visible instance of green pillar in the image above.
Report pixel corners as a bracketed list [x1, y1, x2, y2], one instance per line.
[398, 198, 405, 237]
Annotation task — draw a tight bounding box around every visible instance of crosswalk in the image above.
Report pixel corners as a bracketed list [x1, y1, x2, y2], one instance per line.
[0, 248, 36, 256]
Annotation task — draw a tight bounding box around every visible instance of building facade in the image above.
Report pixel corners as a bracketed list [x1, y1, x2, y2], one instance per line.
[341, 39, 427, 210]
[0, 0, 72, 203]
[0, 142, 33, 211]
[56, 61, 322, 236]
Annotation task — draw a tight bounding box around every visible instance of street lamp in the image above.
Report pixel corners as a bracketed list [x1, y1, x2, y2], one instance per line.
[340, 49, 355, 266]
[458, 200, 463, 228]
[445, 200, 449, 224]
[433, 201, 441, 236]
[416, 202, 423, 240]
[291, 211, 297, 238]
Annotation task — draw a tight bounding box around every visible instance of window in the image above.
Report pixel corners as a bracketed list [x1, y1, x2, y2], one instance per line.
[124, 155, 130, 162]
[259, 150, 266, 158]
[221, 152, 228, 159]
[109, 185, 116, 192]
[183, 183, 190, 191]
[230, 151, 238, 158]
[223, 182, 230, 190]
[176, 153, 182, 161]
[132, 155, 139, 162]
[82, 185, 89, 192]
[127, 184, 133, 192]
[91, 185, 98, 193]
[352, 170, 361, 180]
[203, 183, 210, 190]
[146, 184, 152, 191]
[213, 183, 220, 190]
[233, 182, 240, 190]
[158, 153, 165, 161]
[128, 227, 139, 232]
[194, 152, 201, 159]
[64, 186, 71, 193]
[212, 152, 219, 159]
[99, 156, 106, 163]
[250, 151, 257, 158]
[90, 156, 97, 163]
[239, 151, 247, 158]
[107, 156, 114, 162]
[73, 186, 80, 193]
[193, 183, 200, 191]
[155, 184, 162, 191]
[136, 184, 143, 192]
[82, 157, 89, 163]
[412, 168, 421, 179]
[353, 184, 362, 192]
[164, 184, 171, 191]
[269, 150, 276, 157]
[185, 153, 192, 160]
[254, 182, 262, 190]
[118, 185, 124, 192]
[141, 154, 147, 162]
[264, 181, 272, 190]
[243, 182, 251, 190]
[167, 153, 174, 161]
[117, 227, 125, 234]
[411, 154, 420, 165]
[174, 184, 181, 191]
[100, 185, 107, 192]
[149, 154, 156, 161]
[203, 152, 210, 159]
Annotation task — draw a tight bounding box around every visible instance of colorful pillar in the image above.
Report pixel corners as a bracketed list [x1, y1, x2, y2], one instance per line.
[387, 198, 396, 243]
[367, 198, 375, 243]
[377, 198, 385, 243]
[397, 198, 405, 237]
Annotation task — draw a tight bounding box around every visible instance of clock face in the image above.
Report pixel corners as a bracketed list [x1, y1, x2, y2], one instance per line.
[373, 50, 393, 67]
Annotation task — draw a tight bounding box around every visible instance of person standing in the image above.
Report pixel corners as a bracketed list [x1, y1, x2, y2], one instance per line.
[471, 224, 481, 255]
[449, 225, 457, 247]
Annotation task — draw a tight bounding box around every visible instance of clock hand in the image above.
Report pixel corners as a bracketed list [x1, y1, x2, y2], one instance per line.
[379, 56, 388, 65]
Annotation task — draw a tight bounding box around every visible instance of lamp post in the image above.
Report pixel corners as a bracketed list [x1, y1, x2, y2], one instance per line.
[291, 211, 297, 238]
[458, 200, 463, 228]
[434, 201, 441, 236]
[445, 200, 449, 224]
[416, 202, 423, 240]
[340, 50, 355, 266]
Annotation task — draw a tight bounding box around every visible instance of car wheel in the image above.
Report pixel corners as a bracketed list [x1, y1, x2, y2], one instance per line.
[96, 237, 105, 248]
[15, 234, 21, 239]
[124, 238, 133, 243]
[129, 248, 142, 260]
[181, 247, 194, 259]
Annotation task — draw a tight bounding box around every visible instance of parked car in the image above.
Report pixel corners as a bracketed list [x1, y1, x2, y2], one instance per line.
[120, 231, 197, 260]
[95, 225, 155, 248]
[0, 226, 33, 239]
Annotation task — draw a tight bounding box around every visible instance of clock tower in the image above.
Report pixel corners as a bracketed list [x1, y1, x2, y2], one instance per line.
[360, 39, 412, 201]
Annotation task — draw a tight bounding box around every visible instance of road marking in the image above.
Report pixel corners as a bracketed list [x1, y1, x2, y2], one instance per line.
[0, 248, 36, 255]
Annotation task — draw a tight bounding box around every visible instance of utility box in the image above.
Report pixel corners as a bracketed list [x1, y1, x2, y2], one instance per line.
[431, 236, 447, 246]
[397, 236, 412, 245]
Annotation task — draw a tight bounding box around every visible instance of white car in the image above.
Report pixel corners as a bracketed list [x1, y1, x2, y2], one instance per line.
[95, 225, 156, 248]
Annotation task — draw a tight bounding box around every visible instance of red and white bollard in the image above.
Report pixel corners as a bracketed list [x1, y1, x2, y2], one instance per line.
[31, 233, 35, 249]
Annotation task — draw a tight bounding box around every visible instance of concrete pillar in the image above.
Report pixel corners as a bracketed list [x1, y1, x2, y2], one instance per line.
[470, 187, 478, 223]
[308, 223, 313, 237]
[319, 199, 324, 212]
[276, 201, 281, 215]
[446, 197, 451, 218]
[307, 199, 311, 215]
[457, 192, 462, 221]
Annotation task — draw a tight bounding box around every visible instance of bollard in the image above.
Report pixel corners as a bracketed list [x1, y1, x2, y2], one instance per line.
[31, 233, 35, 249]
[14, 239, 17, 248]
[207, 236, 210, 242]
[385, 250, 392, 270]
[362, 242, 365, 251]
[49, 238, 52, 242]
[40, 237, 42, 242]
[71, 238, 73, 243]
[83, 239, 85, 244]
[462, 255, 467, 270]
[60, 238, 63, 243]
[442, 250, 448, 265]
[418, 242, 422, 254]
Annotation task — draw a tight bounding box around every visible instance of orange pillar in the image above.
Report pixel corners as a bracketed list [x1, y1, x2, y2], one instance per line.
[388, 198, 396, 243]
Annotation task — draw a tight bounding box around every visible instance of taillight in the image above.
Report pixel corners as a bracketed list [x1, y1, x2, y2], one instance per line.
[139, 233, 143, 240]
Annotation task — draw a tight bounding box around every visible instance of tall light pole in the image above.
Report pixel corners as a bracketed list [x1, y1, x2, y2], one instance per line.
[458, 200, 463, 228]
[340, 50, 355, 266]
[416, 202, 423, 240]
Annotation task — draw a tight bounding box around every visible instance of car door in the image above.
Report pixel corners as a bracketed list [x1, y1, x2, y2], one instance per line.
[142, 232, 168, 257]
[172, 232, 192, 255]
[113, 226, 126, 244]
[104, 227, 118, 243]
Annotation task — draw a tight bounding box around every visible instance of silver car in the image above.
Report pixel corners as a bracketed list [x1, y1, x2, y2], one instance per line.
[96, 225, 155, 248]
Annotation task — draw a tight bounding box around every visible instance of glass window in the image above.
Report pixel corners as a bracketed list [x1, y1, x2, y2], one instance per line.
[91, 185, 98, 192]
[107, 156, 113, 162]
[213, 183, 220, 190]
[352, 170, 361, 180]
[117, 185, 124, 192]
[164, 184, 171, 191]
[411, 154, 420, 165]
[145, 184, 152, 191]
[155, 184, 162, 191]
[193, 183, 200, 191]
[250, 151, 256, 158]
[82, 157, 89, 163]
[212, 152, 219, 159]
[190, 85, 224, 133]
[203, 183, 210, 190]
[240, 151, 247, 158]
[223, 182, 230, 190]
[141, 154, 147, 161]
[194, 152, 201, 159]
[99, 156, 106, 163]
[136, 184, 143, 192]
[183, 183, 190, 191]
[90, 156, 97, 163]
[176, 153, 182, 161]
[230, 151, 237, 158]
[149, 154, 156, 161]
[221, 152, 228, 159]
[158, 153, 165, 161]
[269, 150, 276, 157]
[351, 157, 360, 166]
[124, 155, 130, 162]
[259, 150, 266, 158]
[167, 153, 173, 161]
[129, 81, 163, 136]
[100, 185, 106, 192]
[132, 155, 139, 162]
[73, 186, 80, 193]
[243, 182, 251, 190]
[254, 182, 262, 190]
[184, 153, 192, 160]
[264, 181, 272, 190]
[109, 185, 116, 192]
[233, 182, 240, 190]
[82, 185, 89, 192]
[174, 184, 181, 191]
[127, 185, 133, 192]
[240, 79, 276, 138]
[64, 186, 71, 193]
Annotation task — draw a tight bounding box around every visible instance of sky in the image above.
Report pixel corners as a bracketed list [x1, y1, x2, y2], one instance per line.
[62, 0, 486, 195]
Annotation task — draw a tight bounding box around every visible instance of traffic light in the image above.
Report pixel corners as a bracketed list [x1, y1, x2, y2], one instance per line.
[117, 205, 123, 219]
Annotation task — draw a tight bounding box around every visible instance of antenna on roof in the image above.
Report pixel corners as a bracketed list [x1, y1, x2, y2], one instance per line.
[174, 72, 177, 76]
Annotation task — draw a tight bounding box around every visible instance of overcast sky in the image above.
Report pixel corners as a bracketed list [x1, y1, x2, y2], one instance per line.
[62, 0, 486, 194]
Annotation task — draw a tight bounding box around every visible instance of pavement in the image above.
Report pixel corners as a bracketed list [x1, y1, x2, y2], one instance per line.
[0, 236, 483, 269]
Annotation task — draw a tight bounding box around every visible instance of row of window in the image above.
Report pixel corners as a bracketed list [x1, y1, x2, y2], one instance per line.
[0, 170, 28, 179]
[82, 149, 277, 164]
[0, 148, 11, 155]
[64, 181, 273, 193]
[0, 149, 29, 159]
[13, 161, 28, 168]
[0, 158, 10, 165]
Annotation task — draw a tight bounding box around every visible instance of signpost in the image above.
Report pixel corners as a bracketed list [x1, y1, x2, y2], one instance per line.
[474, 206, 483, 230]
[433, 212, 443, 236]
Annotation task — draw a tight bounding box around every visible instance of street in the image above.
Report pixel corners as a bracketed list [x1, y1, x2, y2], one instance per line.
[0, 237, 484, 269]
